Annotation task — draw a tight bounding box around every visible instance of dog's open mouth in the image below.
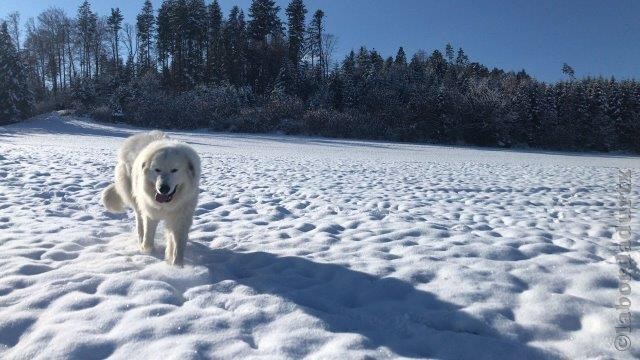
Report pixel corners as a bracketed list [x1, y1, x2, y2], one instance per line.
[155, 186, 177, 203]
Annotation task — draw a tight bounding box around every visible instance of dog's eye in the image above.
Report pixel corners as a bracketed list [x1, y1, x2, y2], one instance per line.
[171, 169, 178, 173]
[155, 169, 161, 173]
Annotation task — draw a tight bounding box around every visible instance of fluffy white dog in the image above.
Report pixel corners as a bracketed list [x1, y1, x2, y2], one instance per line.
[101, 131, 201, 266]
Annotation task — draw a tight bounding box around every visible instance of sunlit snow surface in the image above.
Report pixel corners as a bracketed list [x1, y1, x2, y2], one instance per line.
[1, 114, 639, 359]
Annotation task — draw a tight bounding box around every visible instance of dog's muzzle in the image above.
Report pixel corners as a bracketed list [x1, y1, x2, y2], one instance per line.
[155, 185, 177, 203]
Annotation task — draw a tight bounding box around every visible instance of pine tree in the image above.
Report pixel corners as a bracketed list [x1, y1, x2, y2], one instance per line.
[156, 1, 171, 72]
[107, 8, 124, 70]
[184, 0, 208, 86]
[248, 0, 283, 43]
[394, 47, 407, 67]
[384, 56, 394, 71]
[206, 0, 225, 83]
[136, 0, 155, 73]
[286, 0, 306, 72]
[370, 50, 384, 74]
[0, 22, 32, 123]
[308, 9, 325, 75]
[355, 46, 371, 77]
[445, 43, 454, 63]
[455, 47, 468, 66]
[562, 63, 575, 80]
[342, 50, 356, 74]
[273, 59, 295, 95]
[428, 49, 446, 79]
[76, 1, 97, 78]
[223, 6, 247, 86]
[409, 51, 427, 82]
[340, 50, 357, 107]
[7, 12, 20, 51]
[247, 0, 284, 93]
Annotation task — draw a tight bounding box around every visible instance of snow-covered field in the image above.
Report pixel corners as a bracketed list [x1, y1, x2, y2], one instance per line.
[0, 113, 639, 359]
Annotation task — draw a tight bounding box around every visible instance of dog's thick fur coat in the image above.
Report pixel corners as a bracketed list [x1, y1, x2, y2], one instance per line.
[102, 131, 201, 265]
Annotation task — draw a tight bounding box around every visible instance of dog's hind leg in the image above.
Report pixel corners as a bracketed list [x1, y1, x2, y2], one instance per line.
[140, 216, 158, 253]
[101, 184, 125, 212]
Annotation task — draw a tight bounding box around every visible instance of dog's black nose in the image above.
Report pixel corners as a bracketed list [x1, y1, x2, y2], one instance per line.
[158, 184, 170, 194]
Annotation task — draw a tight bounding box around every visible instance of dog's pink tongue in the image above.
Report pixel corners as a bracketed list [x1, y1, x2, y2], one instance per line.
[155, 193, 171, 203]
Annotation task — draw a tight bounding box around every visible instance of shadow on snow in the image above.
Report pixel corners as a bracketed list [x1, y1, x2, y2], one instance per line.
[184, 242, 558, 359]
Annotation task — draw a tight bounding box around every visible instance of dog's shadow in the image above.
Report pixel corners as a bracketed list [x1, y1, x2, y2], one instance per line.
[177, 242, 557, 359]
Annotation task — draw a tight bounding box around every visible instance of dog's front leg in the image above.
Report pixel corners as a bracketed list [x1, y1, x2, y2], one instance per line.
[134, 209, 144, 244]
[165, 216, 191, 266]
[141, 216, 158, 253]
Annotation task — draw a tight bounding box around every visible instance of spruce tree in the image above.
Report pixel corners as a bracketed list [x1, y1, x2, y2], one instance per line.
[455, 47, 468, 66]
[136, 0, 155, 73]
[7, 12, 20, 52]
[206, 0, 225, 83]
[247, 0, 284, 93]
[384, 56, 394, 71]
[107, 8, 124, 70]
[356, 47, 370, 74]
[77, 1, 97, 78]
[562, 63, 575, 80]
[340, 50, 357, 108]
[342, 50, 356, 75]
[445, 43, 454, 63]
[395, 47, 407, 66]
[248, 0, 283, 43]
[223, 6, 247, 86]
[429, 50, 446, 78]
[0, 22, 32, 123]
[273, 60, 295, 95]
[185, 0, 208, 86]
[286, 0, 307, 71]
[156, 1, 171, 72]
[370, 50, 384, 74]
[308, 9, 325, 74]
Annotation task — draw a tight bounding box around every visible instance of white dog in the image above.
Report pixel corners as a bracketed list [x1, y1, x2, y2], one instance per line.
[101, 131, 201, 266]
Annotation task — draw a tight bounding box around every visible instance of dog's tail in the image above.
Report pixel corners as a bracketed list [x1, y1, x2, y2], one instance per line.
[101, 184, 126, 213]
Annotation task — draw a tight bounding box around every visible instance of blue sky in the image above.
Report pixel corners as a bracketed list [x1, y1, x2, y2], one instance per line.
[2, 0, 638, 82]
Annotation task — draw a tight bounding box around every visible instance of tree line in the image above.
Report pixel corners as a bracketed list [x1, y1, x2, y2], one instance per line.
[1, 0, 639, 152]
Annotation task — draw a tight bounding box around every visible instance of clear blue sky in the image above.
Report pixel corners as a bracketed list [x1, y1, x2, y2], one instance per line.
[2, 0, 638, 82]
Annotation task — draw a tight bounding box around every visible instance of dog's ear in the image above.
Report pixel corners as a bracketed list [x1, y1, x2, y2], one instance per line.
[187, 160, 195, 180]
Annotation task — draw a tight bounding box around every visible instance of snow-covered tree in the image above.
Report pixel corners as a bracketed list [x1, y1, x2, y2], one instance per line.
[248, 0, 283, 43]
[6, 12, 20, 51]
[307, 9, 324, 75]
[562, 63, 575, 80]
[136, 0, 154, 73]
[247, 0, 285, 93]
[394, 47, 407, 67]
[5, 1, 640, 153]
[206, 0, 225, 83]
[107, 8, 124, 70]
[222, 6, 247, 86]
[286, 0, 306, 72]
[445, 43, 454, 63]
[0, 22, 32, 123]
[77, 1, 98, 78]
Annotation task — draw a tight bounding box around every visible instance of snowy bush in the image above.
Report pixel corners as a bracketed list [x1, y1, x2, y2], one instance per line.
[302, 108, 366, 138]
[261, 93, 305, 132]
[91, 105, 113, 123]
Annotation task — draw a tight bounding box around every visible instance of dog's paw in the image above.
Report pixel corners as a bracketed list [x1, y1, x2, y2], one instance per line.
[165, 256, 184, 267]
[140, 245, 155, 254]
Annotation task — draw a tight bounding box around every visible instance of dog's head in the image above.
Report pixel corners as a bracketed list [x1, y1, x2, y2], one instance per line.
[141, 144, 199, 205]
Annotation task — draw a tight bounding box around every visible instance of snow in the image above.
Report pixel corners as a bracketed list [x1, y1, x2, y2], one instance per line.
[1, 113, 639, 359]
